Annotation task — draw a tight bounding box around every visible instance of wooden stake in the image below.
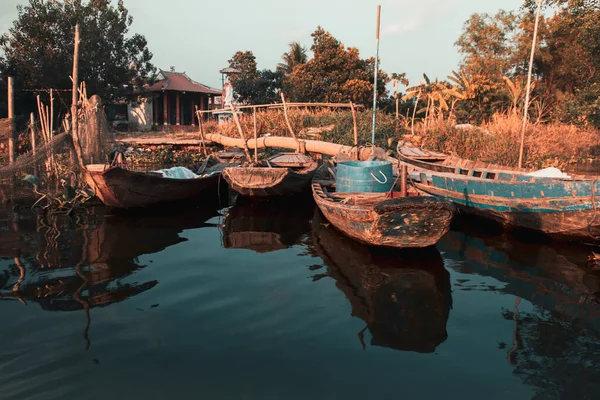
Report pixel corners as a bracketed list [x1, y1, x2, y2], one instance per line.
[71, 24, 84, 168]
[400, 164, 408, 197]
[280, 92, 299, 143]
[49, 88, 54, 137]
[253, 107, 258, 163]
[518, 0, 543, 169]
[229, 104, 252, 161]
[350, 102, 358, 160]
[29, 113, 36, 155]
[7, 76, 15, 164]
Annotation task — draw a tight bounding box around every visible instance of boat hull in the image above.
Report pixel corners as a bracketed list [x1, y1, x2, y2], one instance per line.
[85, 165, 222, 209]
[223, 164, 317, 198]
[313, 190, 455, 248]
[413, 177, 600, 241]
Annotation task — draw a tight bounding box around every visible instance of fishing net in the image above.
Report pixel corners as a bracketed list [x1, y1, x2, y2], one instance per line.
[0, 94, 114, 203]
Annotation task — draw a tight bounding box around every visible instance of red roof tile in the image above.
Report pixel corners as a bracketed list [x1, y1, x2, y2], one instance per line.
[147, 70, 221, 95]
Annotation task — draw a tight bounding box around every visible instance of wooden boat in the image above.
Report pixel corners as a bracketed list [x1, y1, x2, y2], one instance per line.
[85, 157, 228, 209]
[312, 159, 456, 248]
[222, 153, 318, 198]
[397, 143, 600, 242]
[310, 210, 451, 353]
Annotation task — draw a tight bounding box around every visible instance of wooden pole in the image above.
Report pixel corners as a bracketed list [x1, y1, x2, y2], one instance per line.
[7, 76, 15, 164]
[195, 106, 207, 156]
[71, 24, 84, 167]
[229, 104, 252, 161]
[400, 164, 408, 197]
[350, 102, 358, 160]
[280, 93, 298, 142]
[29, 113, 36, 155]
[253, 107, 258, 163]
[49, 88, 54, 137]
[518, 0, 543, 169]
[371, 5, 381, 145]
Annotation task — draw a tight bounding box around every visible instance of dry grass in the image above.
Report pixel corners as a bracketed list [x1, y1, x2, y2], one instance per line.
[412, 112, 600, 169]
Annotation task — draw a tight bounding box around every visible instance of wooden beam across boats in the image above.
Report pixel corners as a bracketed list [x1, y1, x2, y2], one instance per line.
[312, 160, 456, 248]
[397, 143, 600, 242]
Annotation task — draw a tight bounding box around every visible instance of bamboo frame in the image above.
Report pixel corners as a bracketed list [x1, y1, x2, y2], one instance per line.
[196, 102, 359, 115]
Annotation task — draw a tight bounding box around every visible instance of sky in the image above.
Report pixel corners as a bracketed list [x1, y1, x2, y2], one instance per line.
[0, 0, 524, 91]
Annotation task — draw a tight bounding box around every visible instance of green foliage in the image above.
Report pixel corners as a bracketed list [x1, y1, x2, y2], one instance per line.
[283, 27, 389, 106]
[0, 0, 155, 102]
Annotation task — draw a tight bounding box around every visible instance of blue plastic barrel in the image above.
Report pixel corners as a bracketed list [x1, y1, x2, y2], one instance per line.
[336, 160, 394, 193]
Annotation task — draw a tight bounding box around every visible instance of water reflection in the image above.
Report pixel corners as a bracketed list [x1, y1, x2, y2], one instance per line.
[221, 198, 312, 253]
[310, 210, 452, 353]
[0, 206, 219, 348]
[438, 223, 600, 399]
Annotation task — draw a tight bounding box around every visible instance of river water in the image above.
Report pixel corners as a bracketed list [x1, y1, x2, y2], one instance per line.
[1, 198, 599, 400]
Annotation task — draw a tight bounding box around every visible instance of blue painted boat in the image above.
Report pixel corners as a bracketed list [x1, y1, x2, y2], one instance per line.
[397, 148, 600, 242]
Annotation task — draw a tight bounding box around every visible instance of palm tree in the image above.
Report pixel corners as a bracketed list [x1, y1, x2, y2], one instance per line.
[277, 42, 308, 74]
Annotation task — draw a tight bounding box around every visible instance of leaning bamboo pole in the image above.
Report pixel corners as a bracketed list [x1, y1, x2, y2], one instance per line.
[229, 103, 252, 161]
[7, 76, 15, 164]
[202, 133, 379, 160]
[518, 0, 543, 169]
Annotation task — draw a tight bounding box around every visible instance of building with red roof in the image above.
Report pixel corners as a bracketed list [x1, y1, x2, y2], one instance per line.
[146, 69, 221, 127]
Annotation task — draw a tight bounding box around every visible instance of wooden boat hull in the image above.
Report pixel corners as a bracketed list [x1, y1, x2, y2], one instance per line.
[85, 164, 222, 209]
[398, 145, 600, 241]
[314, 193, 455, 248]
[412, 177, 600, 241]
[223, 164, 317, 197]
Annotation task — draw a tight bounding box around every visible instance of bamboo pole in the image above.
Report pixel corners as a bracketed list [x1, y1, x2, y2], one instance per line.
[350, 102, 359, 160]
[229, 104, 252, 161]
[7, 76, 15, 164]
[411, 93, 420, 135]
[49, 88, 54, 137]
[30, 113, 36, 155]
[371, 5, 381, 145]
[195, 107, 208, 156]
[202, 133, 381, 160]
[253, 107, 258, 163]
[71, 24, 84, 168]
[280, 93, 299, 143]
[518, 0, 543, 169]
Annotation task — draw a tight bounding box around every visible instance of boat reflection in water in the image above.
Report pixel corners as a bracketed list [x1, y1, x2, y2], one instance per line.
[0, 206, 220, 347]
[221, 197, 313, 253]
[310, 210, 452, 353]
[439, 220, 600, 398]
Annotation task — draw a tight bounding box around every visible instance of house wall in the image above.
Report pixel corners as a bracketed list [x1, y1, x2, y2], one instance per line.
[128, 99, 153, 131]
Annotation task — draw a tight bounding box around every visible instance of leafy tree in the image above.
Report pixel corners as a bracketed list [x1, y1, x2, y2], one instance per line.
[226, 51, 284, 104]
[0, 0, 155, 103]
[276, 42, 308, 74]
[283, 27, 389, 106]
[227, 50, 258, 87]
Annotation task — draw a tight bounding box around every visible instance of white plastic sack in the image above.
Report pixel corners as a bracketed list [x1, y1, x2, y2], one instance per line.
[153, 166, 198, 179]
[524, 167, 571, 179]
